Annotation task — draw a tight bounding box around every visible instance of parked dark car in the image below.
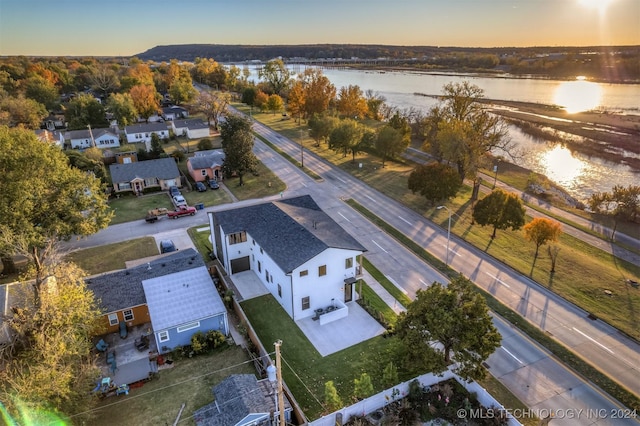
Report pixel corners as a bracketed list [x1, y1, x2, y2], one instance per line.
[160, 239, 177, 253]
[169, 186, 181, 197]
[208, 179, 219, 189]
[195, 182, 207, 192]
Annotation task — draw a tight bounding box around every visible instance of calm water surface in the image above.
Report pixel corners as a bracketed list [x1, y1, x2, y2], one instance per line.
[243, 65, 640, 201]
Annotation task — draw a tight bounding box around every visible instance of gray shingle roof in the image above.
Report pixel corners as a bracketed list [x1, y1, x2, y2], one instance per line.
[214, 195, 366, 273]
[174, 118, 208, 130]
[66, 127, 117, 140]
[189, 151, 225, 170]
[86, 249, 204, 314]
[124, 122, 168, 134]
[142, 265, 225, 331]
[109, 158, 179, 183]
[194, 374, 290, 426]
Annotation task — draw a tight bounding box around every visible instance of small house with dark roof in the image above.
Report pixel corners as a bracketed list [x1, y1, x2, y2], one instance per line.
[162, 105, 189, 121]
[188, 149, 225, 182]
[109, 157, 181, 194]
[124, 122, 169, 145]
[87, 249, 228, 354]
[193, 374, 292, 426]
[209, 195, 366, 322]
[172, 118, 210, 139]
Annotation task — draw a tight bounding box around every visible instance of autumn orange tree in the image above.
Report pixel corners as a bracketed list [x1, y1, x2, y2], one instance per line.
[523, 217, 562, 258]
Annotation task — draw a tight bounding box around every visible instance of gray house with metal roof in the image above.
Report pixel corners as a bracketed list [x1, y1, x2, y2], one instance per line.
[87, 249, 228, 355]
[209, 195, 366, 322]
[109, 157, 181, 194]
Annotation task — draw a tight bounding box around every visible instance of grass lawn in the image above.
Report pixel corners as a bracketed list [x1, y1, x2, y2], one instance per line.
[107, 192, 174, 225]
[187, 226, 213, 259]
[66, 238, 158, 274]
[241, 294, 409, 420]
[222, 160, 286, 201]
[78, 345, 254, 426]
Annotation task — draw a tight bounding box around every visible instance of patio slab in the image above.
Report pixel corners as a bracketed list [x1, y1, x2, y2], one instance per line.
[296, 302, 386, 356]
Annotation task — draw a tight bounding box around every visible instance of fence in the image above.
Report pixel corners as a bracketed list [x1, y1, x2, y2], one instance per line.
[309, 368, 522, 426]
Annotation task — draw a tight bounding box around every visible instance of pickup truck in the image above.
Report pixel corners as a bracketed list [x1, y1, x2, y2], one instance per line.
[167, 205, 197, 219]
[144, 208, 169, 223]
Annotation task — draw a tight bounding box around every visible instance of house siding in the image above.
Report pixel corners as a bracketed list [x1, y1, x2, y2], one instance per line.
[155, 313, 228, 353]
[100, 304, 150, 335]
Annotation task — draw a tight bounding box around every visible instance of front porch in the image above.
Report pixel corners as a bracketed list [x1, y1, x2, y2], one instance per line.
[95, 323, 159, 386]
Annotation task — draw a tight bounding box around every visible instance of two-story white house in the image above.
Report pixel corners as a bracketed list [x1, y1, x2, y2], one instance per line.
[209, 195, 366, 322]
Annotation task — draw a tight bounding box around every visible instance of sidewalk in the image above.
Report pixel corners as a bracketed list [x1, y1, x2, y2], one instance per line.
[359, 268, 406, 315]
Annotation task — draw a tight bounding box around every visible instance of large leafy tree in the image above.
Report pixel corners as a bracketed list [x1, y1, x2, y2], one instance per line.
[220, 114, 257, 186]
[375, 125, 408, 167]
[106, 92, 137, 127]
[328, 119, 364, 162]
[64, 93, 108, 130]
[423, 81, 512, 180]
[196, 90, 230, 129]
[472, 189, 526, 239]
[396, 275, 501, 380]
[365, 89, 386, 120]
[308, 114, 339, 147]
[0, 95, 48, 129]
[266, 94, 284, 115]
[336, 84, 368, 119]
[286, 81, 305, 123]
[23, 75, 59, 110]
[168, 76, 197, 105]
[589, 185, 640, 240]
[299, 68, 336, 119]
[0, 262, 103, 423]
[523, 217, 562, 258]
[88, 63, 120, 98]
[129, 84, 160, 121]
[0, 126, 112, 306]
[258, 59, 291, 95]
[408, 162, 463, 205]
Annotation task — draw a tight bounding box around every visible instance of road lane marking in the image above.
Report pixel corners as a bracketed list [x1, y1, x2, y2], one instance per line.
[501, 346, 523, 364]
[398, 216, 412, 225]
[335, 175, 347, 183]
[485, 272, 511, 288]
[338, 212, 351, 222]
[364, 194, 376, 202]
[386, 276, 399, 287]
[572, 327, 615, 354]
[301, 182, 307, 187]
[419, 279, 428, 286]
[371, 239, 388, 253]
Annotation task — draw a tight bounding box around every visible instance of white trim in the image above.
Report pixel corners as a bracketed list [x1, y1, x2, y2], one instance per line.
[123, 309, 134, 321]
[108, 313, 118, 326]
[176, 321, 200, 333]
[158, 330, 169, 342]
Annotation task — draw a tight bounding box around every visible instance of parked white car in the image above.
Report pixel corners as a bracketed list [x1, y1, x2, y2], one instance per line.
[172, 195, 187, 207]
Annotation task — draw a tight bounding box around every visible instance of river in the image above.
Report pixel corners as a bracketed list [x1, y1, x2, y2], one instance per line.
[240, 65, 640, 201]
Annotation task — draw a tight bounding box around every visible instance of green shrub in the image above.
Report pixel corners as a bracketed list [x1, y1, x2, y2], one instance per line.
[206, 330, 226, 349]
[191, 331, 208, 354]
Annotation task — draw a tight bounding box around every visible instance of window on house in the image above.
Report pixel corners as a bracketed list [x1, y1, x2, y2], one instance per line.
[302, 297, 310, 310]
[228, 232, 247, 245]
[278, 284, 282, 298]
[260, 248, 263, 254]
[265, 270, 269, 281]
[123, 309, 134, 321]
[177, 322, 200, 333]
[318, 265, 327, 276]
[345, 257, 353, 269]
[300, 270, 308, 277]
[108, 313, 118, 326]
[258, 261, 262, 273]
[158, 331, 169, 342]
[201, 169, 207, 176]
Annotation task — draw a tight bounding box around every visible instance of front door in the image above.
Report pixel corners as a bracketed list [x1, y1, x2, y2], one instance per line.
[344, 282, 353, 303]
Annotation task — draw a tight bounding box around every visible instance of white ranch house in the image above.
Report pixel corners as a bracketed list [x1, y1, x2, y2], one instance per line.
[171, 118, 210, 139]
[66, 127, 120, 150]
[124, 122, 170, 146]
[209, 195, 366, 322]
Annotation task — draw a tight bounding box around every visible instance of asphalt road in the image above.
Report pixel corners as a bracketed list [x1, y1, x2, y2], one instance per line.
[63, 117, 639, 424]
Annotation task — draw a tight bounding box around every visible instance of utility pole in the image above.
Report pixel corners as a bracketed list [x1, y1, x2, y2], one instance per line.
[274, 340, 285, 426]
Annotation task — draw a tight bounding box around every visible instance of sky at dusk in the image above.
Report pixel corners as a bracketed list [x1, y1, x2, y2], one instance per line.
[0, 0, 638, 57]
